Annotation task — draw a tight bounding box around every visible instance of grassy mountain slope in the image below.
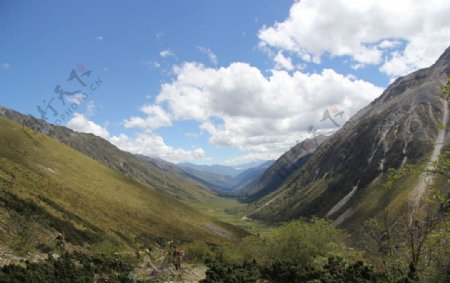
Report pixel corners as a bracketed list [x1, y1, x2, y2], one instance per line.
[249, 46, 450, 227]
[0, 107, 218, 207]
[0, 116, 244, 253]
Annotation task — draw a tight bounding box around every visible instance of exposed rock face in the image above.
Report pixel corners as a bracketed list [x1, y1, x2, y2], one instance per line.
[250, 46, 450, 225]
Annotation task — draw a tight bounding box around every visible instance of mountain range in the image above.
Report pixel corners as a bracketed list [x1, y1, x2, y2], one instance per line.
[246, 46, 450, 229]
[177, 160, 274, 193]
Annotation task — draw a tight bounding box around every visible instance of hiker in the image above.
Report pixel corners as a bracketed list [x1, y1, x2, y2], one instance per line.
[55, 234, 65, 252]
[173, 246, 184, 271]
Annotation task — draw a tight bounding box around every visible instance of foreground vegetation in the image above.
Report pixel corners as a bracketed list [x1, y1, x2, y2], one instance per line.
[189, 209, 448, 282]
[0, 252, 134, 283]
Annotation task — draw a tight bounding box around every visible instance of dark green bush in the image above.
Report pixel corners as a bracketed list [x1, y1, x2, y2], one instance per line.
[202, 257, 387, 283]
[0, 252, 133, 283]
[201, 259, 260, 283]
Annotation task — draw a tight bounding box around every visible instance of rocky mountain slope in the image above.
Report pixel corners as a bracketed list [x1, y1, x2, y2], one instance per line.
[249, 46, 450, 228]
[240, 136, 328, 201]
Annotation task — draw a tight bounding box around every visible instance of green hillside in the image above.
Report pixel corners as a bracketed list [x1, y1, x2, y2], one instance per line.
[0, 116, 245, 255]
[0, 107, 219, 208]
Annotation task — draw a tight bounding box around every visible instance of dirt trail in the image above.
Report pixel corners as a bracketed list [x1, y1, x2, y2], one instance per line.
[133, 247, 207, 282]
[411, 99, 448, 210]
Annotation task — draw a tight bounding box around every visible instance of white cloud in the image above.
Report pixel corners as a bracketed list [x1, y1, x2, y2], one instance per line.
[66, 113, 110, 139]
[379, 31, 450, 76]
[66, 113, 205, 163]
[0, 63, 10, 70]
[258, 0, 450, 77]
[129, 62, 382, 161]
[109, 133, 206, 163]
[274, 52, 294, 71]
[65, 92, 86, 105]
[160, 49, 175, 58]
[124, 104, 172, 130]
[224, 152, 282, 166]
[377, 39, 401, 49]
[351, 63, 365, 70]
[198, 46, 218, 65]
[86, 101, 96, 116]
[144, 60, 161, 69]
[95, 36, 104, 41]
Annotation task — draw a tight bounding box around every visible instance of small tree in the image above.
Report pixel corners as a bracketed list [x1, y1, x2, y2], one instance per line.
[365, 78, 450, 281]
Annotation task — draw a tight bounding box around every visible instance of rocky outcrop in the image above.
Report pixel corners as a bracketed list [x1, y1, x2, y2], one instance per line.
[250, 46, 450, 225]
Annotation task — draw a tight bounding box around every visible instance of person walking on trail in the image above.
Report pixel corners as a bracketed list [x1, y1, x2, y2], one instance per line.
[173, 246, 184, 271]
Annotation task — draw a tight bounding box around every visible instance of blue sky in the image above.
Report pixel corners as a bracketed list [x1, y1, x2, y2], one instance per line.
[1, 0, 449, 165]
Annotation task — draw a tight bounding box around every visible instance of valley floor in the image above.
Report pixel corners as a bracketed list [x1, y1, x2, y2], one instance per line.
[187, 196, 270, 235]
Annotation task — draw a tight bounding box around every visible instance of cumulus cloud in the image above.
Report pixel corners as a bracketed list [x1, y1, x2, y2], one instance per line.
[274, 52, 294, 71]
[198, 46, 218, 65]
[66, 113, 110, 139]
[66, 113, 205, 163]
[127, 62, 382, 161]
[258, 0, 450, 77]
[109, 133, 206, 163]
[124, 104, 172, 130]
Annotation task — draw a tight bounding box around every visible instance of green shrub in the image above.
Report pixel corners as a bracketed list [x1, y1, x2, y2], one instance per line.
[0, 252, 133, 283]
[201, 260, 260, 283]
[221, 219, 348, 266]
[184, 240, 213, 262]
[203, 257, 386, 283]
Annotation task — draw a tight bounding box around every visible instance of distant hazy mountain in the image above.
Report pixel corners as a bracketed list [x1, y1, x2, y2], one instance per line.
[176, 160, 274, 192]
[233, 160, 274, 171]
[232, 160, 275, 192]
[178, 163, 243, 177]
[249, 46, 450, 228]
